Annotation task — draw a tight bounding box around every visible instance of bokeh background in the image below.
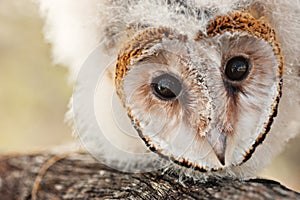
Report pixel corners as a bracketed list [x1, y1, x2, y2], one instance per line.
[0, 0, 299, 192]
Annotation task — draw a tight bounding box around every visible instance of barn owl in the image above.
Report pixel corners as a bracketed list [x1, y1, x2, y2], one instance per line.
[39, 0, 300, 179]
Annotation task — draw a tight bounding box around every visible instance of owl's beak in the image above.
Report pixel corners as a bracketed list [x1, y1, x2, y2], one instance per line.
[206, 130, 227, 166]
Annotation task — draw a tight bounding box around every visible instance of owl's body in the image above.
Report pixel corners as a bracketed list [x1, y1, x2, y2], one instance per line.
[40, 0, 300, 179]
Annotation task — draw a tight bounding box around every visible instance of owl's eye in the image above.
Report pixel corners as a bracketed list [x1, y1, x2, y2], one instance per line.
[151, 74, 182, 101]
[225, 56, 250, 81]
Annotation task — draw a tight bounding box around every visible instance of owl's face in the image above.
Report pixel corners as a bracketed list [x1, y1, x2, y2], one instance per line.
[115, 12, 283, 171]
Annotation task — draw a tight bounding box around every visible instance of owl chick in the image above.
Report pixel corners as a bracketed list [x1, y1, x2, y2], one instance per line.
[39, 0, 300, 178]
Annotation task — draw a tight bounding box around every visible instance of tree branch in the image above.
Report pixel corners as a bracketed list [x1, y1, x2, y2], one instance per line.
[0, 152, 299, 200]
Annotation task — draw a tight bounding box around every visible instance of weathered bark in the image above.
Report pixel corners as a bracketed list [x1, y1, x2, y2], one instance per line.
[0, 152, 299, 200]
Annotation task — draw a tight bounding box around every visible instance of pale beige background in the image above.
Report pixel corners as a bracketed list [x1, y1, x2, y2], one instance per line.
[0, 0, 299, 192]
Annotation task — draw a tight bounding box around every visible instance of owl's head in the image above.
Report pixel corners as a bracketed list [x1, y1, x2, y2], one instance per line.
[39, 0, 300, 175]
[115, 11, 282, 171]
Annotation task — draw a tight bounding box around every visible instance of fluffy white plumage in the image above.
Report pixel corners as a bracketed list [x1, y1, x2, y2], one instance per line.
[39, 0, 300, 179]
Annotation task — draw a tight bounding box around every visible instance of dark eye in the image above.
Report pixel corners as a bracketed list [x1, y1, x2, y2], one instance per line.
[225, 56, 250, 81]
[151, 74, 182, 101]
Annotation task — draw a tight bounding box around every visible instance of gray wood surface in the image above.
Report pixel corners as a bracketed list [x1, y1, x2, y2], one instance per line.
[0, 152, 299, 200]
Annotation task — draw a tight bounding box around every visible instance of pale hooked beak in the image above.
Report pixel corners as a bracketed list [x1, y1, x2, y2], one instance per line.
[206, 129, 227, 166]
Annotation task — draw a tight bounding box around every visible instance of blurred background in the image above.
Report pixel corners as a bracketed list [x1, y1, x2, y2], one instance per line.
[0, 0, 299, 192]
[0, 1, 72, 153]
